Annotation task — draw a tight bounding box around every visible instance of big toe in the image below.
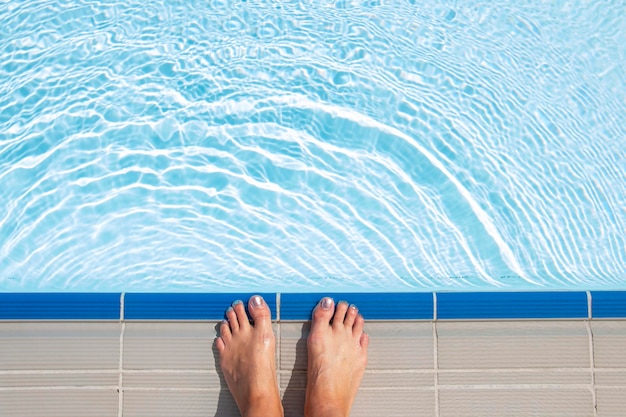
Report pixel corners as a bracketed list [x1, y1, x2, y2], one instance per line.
[247, 295, 272, 330]
[311, 297, 334, 332]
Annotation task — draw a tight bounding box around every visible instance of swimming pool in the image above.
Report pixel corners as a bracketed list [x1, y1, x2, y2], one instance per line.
[1, 0, 625, 292]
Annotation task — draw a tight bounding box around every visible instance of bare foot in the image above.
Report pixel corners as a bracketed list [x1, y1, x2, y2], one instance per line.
[215, 295, 283, 417]
[305, 298, 369, 417]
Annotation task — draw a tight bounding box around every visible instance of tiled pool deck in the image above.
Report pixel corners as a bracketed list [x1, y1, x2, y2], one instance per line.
[1, 291, 625, 416]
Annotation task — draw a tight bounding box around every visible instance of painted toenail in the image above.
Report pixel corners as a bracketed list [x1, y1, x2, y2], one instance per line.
[321, 297, 333, 310]
[350, 304, 357, 310]
[226, 306, 233, 313]
[338, 300, 348, 306]
[232, 300, 243, 306]
[251, 295, 263, 308]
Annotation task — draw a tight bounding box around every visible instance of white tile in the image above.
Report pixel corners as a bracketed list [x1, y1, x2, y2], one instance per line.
[123, 372, 221, 388]
[352, 389, 436, 417]
[438, 369, 591, 386]
[279, 322, 309, 371]
[0, 322, 120, 370]
[596, 388, 626, 417]
[592, 321, 626, 368]
[437, 321, 590, 369]
[123, 322, 218, 370]
[122, 390, 237, 417]
[0, 373, 118, 387]
[439, 388, 594, 417]
[594, 370, 626, 387]
[364, 322, 434, 370]
[0, 390, 118, 417]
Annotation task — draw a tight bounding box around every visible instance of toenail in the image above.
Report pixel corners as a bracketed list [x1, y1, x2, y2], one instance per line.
[232, 300, 243, 306]
[251, 295, 263, 308]
[226, 306, 233, 313]
[350, 304, 357, 310]
[338, 300, 348, 306]
[321, 297, 333, 310]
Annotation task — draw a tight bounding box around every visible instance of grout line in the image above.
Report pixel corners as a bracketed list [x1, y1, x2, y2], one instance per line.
[438, 383, 595, 390]
[585, 302, 598, 417]
[435, 367, 599, 373]
[360, 386, 435, 391]
[433, 320, 439, 417]
[276, 293, 281, 391]
[586, 291, 597, 417]
[118, 293, 125, 417]
[0, 370, 120, 375]
[0, 386, 120, 391]
[106, 387, 223, 392]
[120, 292, 125, 321]
[433, 293, 439, 417]
[277, 367, 601, 374]
[0, 382, 607, 392]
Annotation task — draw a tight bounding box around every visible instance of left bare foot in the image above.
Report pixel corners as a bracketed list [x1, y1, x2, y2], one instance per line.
[215, 295, 283, 417]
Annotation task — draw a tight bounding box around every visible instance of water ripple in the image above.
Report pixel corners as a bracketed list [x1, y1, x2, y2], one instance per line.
[1, 0, 625, 292]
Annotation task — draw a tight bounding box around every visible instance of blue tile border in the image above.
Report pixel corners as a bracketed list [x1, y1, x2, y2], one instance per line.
[124, 293, 277, 320]
[0, 293, 120, 320]
[591, 291, 626, 318]
[280, 293, 433, 320]
[0, 291, 625, 320]
[437, 291, 589, 320]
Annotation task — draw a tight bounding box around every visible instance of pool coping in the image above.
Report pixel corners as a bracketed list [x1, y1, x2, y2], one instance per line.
[1, 291, 625, 320]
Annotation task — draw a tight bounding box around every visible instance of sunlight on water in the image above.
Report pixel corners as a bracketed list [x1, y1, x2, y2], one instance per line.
[1, 0, 625, 292]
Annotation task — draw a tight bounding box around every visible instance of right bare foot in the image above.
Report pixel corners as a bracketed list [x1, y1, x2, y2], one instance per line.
[305, 297, 369, 417]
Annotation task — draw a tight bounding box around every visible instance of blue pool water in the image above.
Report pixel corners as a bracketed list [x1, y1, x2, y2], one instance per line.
[1, 1, 625, 292]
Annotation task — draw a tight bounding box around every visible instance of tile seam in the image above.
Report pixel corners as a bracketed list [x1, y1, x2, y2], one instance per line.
[276, 292, 281, 391]
[0, 370, 121, 375]
[280, 369, 437, 374]
[118, 293, 125, 417]
[0, 384, 602, 392]
[437, 383, 595, 390]
[13, 368, 598, 376]
[0, 386, 119, 391]
[433, 316, 439, 417]
[432, 292, 439, 417]
[585, 296, 598, 417]
[435, 368, 600, 373]
[110, 387, 223, 392]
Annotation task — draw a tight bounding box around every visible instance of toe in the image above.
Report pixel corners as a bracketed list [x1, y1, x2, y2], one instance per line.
[353, 314, 365, 337]
[247, 295, 272, 330]
[215, 336, 225, 352]
[232, 300, 250, 330]
[219, 320, 232, 343]
[311, 297, 334, 332]
[360, 332, 370, 350]
[332, 301, 349, 329]
[344, 304, 358, 327]
[226, 306, 239, 332]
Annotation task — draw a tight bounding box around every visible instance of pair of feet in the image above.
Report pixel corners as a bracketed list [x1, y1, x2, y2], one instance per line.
[215, 295, 369, 417]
